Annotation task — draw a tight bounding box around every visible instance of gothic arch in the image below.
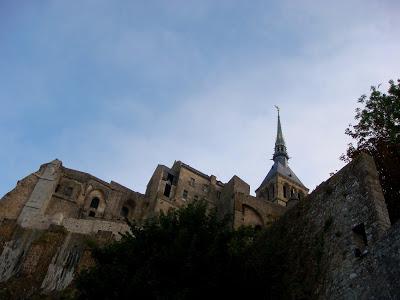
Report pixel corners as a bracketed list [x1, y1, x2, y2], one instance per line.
[84, 189, 106, 218]
[242, 204, 264, 227]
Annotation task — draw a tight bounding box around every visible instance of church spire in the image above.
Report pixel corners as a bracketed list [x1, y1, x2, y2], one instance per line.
[273, 106, 289, 166]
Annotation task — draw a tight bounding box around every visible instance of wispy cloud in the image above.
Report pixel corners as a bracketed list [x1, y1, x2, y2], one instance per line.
[1, 1, 399, 197]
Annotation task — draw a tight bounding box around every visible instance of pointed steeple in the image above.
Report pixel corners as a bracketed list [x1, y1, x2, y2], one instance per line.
[255, 106, 308, 203]
[273, 106, 289, 166]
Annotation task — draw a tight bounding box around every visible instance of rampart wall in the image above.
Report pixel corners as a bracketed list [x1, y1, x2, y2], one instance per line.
[266, 153, 392, 299]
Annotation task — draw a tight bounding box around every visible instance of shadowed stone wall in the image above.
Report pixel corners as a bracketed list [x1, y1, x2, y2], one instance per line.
[1, 154, 399, 298]
[266, 153, 393, 299]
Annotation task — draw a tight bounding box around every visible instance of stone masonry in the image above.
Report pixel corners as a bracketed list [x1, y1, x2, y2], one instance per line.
[1, 112, 399, 298]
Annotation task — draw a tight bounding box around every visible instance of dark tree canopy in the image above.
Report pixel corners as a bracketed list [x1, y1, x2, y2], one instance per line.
[76, 202, 285, 300]
[342, 79, 400, 223]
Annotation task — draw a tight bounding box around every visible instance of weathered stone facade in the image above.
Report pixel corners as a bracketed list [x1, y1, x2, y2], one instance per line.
[2, 152, 399, 299]
[262, 153, 397, 299]
[0, 113, 399, 298]
[0, 155, 290, 297]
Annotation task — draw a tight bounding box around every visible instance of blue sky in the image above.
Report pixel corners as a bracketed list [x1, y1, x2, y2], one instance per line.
[1, 0, 399, 197]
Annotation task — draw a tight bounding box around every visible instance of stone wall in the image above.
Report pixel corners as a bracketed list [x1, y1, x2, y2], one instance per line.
[233, 193, 286, 228]
[2, 154, 399, 298]
[266, 153, 392, 299]
[0, 174, 38, 220]
[0, 159, 147, 230]
[346, 220, 400, 299]
[0, 222, 115, 299]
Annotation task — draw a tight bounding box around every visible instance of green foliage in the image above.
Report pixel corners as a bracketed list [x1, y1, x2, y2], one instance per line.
[76, 202, 272, 299]
[342, 79, 400, 223]
[76, 201, 329, 299]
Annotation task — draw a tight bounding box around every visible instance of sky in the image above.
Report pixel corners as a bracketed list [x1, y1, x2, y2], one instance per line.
[0, 0, 399, 197]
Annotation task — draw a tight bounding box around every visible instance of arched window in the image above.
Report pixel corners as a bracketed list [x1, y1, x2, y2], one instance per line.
[121, 206, 129, 217]
[90, 197, 100, 209]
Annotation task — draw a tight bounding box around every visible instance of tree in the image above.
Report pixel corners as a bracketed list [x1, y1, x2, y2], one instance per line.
[341, 79, 400, 223]
[75, 201, 272, 300]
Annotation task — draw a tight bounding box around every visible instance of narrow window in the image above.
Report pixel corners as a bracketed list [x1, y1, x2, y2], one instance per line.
[164, 183, 171, 197]
[189, 178, 195, 187]
[216, 191, 221, 200]
[167, 173, 174, 183]
[89, 211, 96, 217]
[298, 192, 301, 200]
[352, 223, 368, 257]
[121, 206, 129, 217]
[283, 186, 287, 198]
[64, 186, 73, 197]
[203, 184, 209, 193]
[90, 197, 100, 209]
[182, 190, 188, 200]
[55, 184, 61, 193]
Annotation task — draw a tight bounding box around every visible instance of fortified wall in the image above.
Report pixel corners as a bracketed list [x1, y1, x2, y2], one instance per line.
[1, 154, 399, 299]
[0, 110, 399, 298]
[266, 153, 399, 299]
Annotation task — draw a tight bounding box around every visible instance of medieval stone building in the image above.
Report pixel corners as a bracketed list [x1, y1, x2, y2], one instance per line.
[0, 112, 304, 234]
[1, 112, 399, 299]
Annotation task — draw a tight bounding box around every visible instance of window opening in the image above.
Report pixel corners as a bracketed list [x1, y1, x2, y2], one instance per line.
[189, 178, 195, 187]
[164, 183, 171, 197]
[216, 191, 221, 200]
[90, 197, 100, 209]
[167, 173, 174, 184]
[89, 211, 96, 217]
[194, 195, 199, 201]
[183, 190, 188, 200]
[64, 186, 73, 197]
[121, 206, 129, 218]
[283, 186, 287, 198]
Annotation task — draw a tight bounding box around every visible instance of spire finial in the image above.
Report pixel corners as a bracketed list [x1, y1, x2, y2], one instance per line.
[274, 105, 280, 116]
[273, 106, 289, 166]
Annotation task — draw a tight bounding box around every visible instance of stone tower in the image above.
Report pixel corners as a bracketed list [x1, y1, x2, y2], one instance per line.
[255, 109, 308, 206]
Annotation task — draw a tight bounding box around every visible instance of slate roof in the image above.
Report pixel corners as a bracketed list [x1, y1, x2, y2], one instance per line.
[255, 161, 306, 193]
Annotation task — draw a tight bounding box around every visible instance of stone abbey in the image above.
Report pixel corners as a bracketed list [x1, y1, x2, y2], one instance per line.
[1, 112, 308, 235]
[1, 111, 400, 299]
